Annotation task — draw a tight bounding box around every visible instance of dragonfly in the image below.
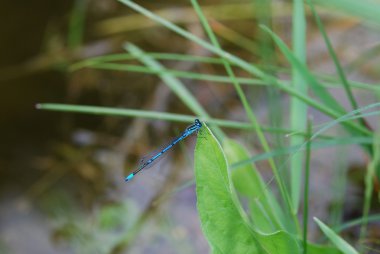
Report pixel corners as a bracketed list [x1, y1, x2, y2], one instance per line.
[125, 119, 202, 182]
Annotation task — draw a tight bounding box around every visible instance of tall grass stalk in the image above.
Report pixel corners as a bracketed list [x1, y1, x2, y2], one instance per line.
[290, 0, 307, 214]
[303, 119, 312, 254]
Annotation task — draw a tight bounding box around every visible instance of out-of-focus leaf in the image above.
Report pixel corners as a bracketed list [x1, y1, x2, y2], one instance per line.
[98, 204, 129, 230]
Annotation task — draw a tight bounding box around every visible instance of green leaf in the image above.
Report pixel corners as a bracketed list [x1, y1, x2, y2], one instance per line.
[307, 243, 343, 254]
[314, 217, 359, 254]
[195, 124, 260, 253]
[255, 231, 300, 254]
[195, 124, 303, 254]
[223, 139, 286, 232]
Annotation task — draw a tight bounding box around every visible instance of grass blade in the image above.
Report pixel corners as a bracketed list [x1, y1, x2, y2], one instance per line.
[118, 0, 370, 137]
[306, 0, 359, 112]
[335, 214, 380, 233]
[71, 52, 380, 93]
[290, 0, 308, 213]
[314, 217, 359, 254]
[303, 119, 312, 254]
[261, 25, 346, 115]
[313, 0, 380, 24]
[67, 0, 86, 49]
[306, 0, 372, 136]
[360, 128, 380, 242]
[36, 103, 326, 136]
[88, 62, 267, 86]
[230, 136, 373, 168]
[124, 43, 225, 139]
